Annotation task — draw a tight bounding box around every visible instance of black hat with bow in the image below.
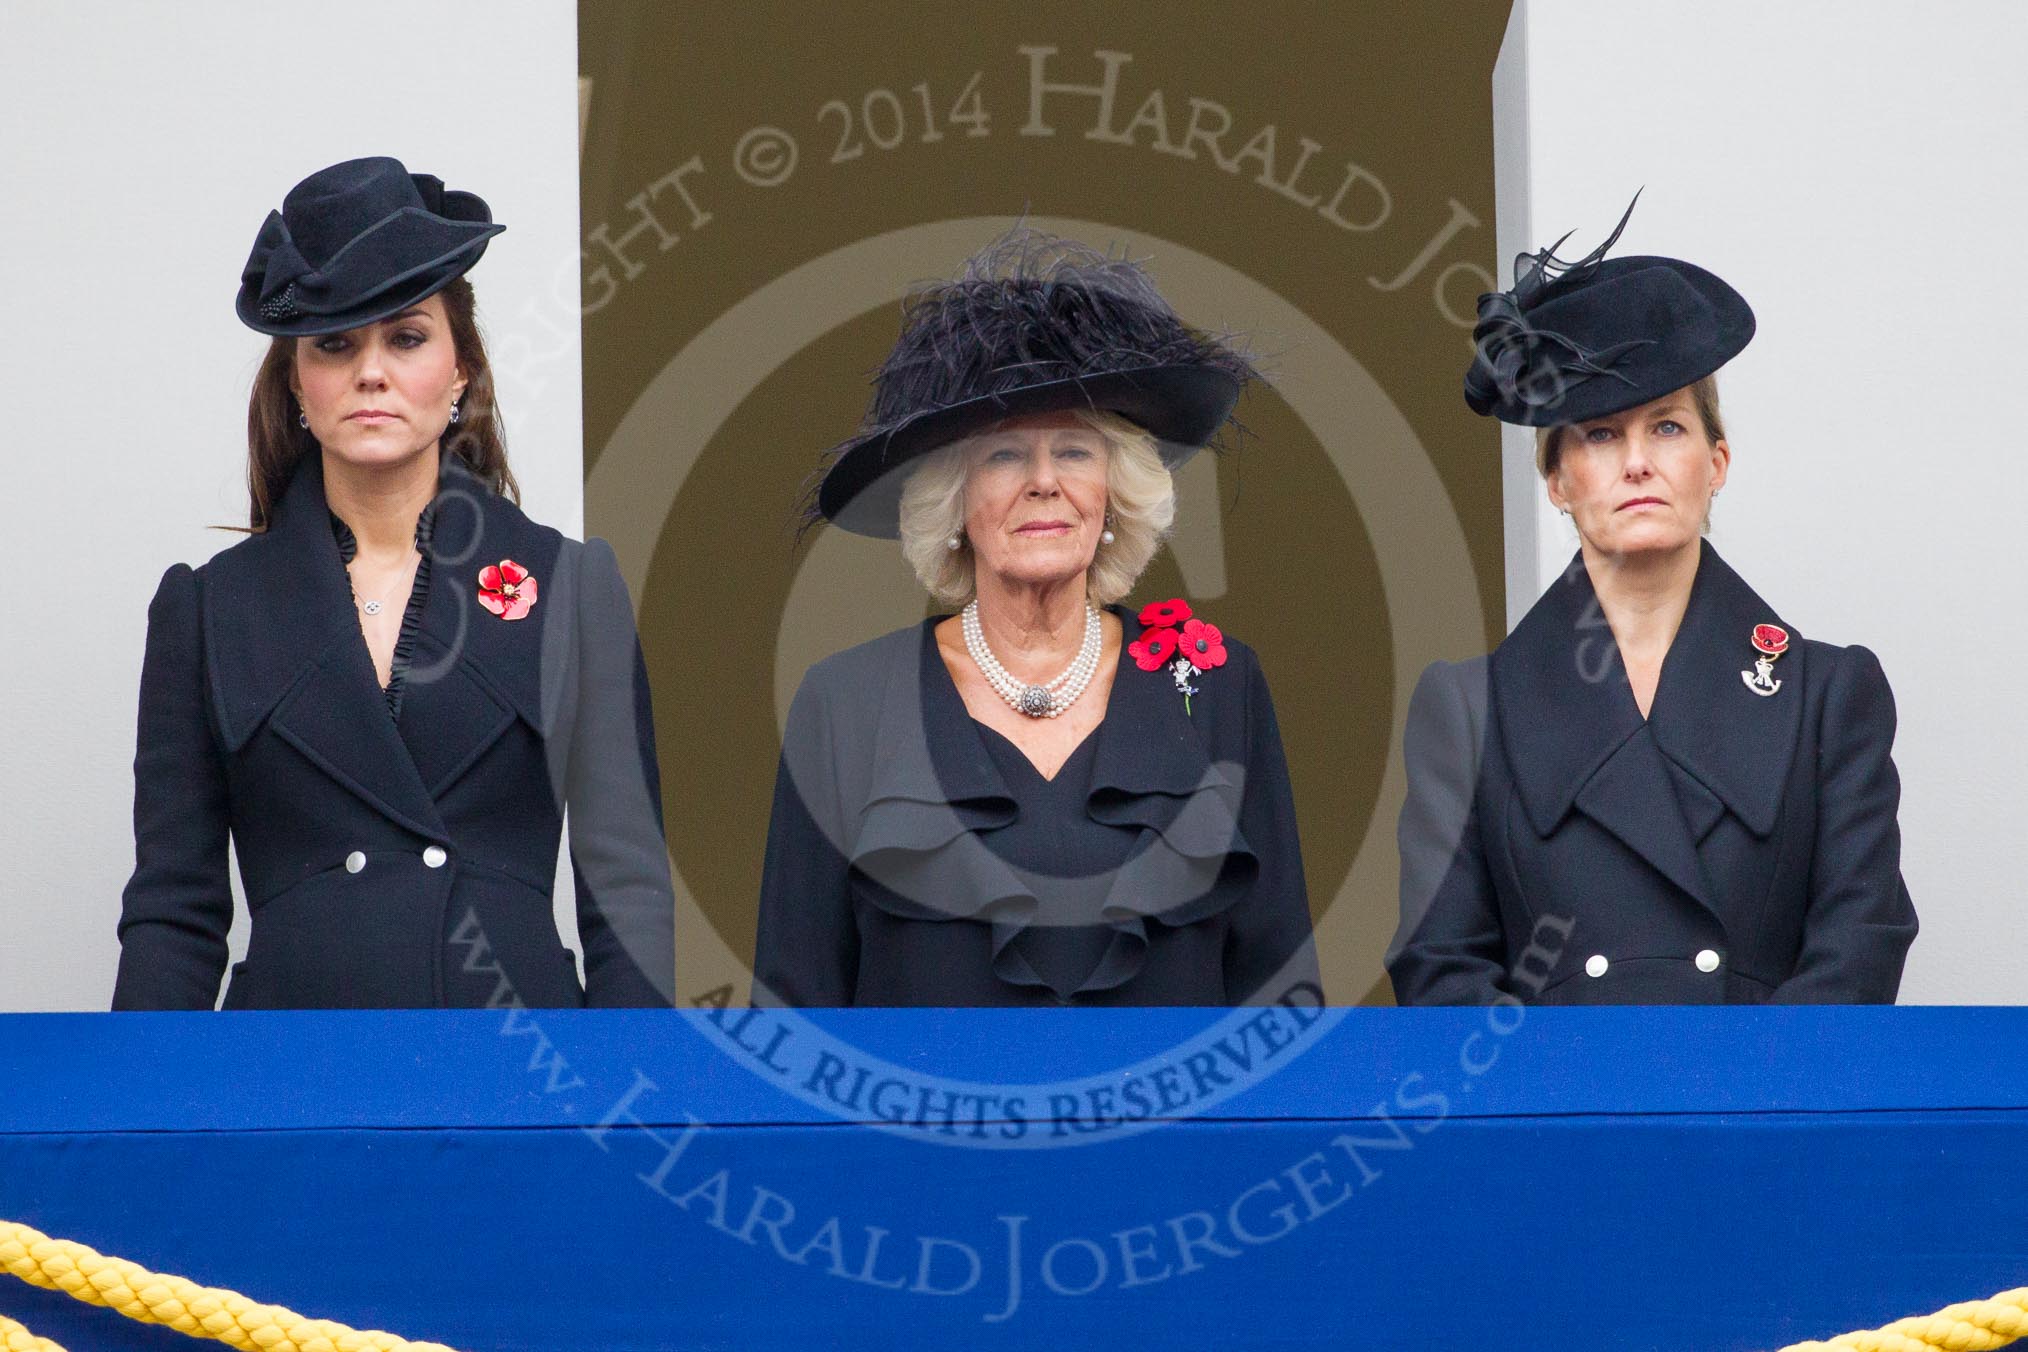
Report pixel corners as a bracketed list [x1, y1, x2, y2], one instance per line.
[237, 156, 503, 337]
[813, 228, 1260, 539]
[1464, 195, 1755, 427]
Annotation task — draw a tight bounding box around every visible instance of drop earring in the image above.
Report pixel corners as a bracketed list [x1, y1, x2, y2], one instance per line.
[449, 402, 462, 425]
[297, 412, 308, 429]
[1100, 512, 1116, 545]
[946, 534, 962, 551]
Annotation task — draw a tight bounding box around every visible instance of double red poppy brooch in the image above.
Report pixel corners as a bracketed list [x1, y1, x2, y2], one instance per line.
[477, 559, 538, 621]
[1127, 598, 1227, 714]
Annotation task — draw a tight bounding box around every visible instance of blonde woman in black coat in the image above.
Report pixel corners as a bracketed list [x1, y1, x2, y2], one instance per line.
[1390, 211, 1916, 1005]
[756, 232, 1318, 1007]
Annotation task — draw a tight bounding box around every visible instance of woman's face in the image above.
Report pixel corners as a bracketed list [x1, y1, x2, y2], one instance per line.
[1547, 388, 1729, 559]
[292, 294, 466, 470]
[961, 411, 1111, 597]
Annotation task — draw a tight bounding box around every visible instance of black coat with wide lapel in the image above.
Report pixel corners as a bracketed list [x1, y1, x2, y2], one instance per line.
[754, 609, 1317, 1006]
[206, 455, 459, 848]
[115, 453, 672, 1009]
[395, 456, 557, 810]
[1390, 543, 1916, 1005]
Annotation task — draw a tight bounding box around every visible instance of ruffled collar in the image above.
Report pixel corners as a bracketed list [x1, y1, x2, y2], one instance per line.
[844, 607, 1258, 1002]
[328, 498, 439, 561]
[327, 497, 440, 721]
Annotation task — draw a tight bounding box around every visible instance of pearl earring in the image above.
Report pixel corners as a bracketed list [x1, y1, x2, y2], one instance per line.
[946, 535, 962, 551]
[1100, 512, 1116, 545]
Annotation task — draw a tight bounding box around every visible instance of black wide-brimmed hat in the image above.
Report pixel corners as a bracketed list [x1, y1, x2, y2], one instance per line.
[812, 229, 1260, 538]
[237, 156, 503, 337]
[1464, 197, 1754, 427]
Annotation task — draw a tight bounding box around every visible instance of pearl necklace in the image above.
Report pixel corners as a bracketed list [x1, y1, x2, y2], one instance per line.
[962, 600, 1102, 718]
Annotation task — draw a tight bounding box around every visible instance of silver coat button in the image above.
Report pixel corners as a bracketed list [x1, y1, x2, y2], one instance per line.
[1695, 949, 1721, 973]
[344, 851, 367, 874]
[1584, 954, 1609, 979]
[422, 845, 448, 869]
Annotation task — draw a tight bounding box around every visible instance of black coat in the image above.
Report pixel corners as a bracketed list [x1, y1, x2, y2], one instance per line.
[1390, 544, 1916, 1005]
[754, 613, 1319, 1006]
[113, 454, 675, 1009]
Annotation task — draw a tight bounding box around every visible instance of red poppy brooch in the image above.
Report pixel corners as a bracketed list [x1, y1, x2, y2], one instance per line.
[1741, 622, 1788, 697]
[1127, 598, 1227, 713]
[477, 559, 538, 621]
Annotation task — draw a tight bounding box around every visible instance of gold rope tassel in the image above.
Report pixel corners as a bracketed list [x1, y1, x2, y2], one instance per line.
[1781, 1287, 2028, 1351]
[1, 1312, 68, 1352]
[0, 1220, 459, 1352]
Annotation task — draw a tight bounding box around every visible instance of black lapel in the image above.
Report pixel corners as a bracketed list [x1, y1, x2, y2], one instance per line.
[203, 455, 445, 839]
[1646, 544, 1803, 839]
[1492, 552, 1646, 837]
[398, 458, 557, 795]
[1572, 725, 1716, 910]
[1495, 552, 1718, 911]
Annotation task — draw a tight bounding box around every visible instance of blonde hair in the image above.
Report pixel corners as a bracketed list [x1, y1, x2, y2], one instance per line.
[898, 409, 1176, 608]
[1536, 373, 1726, 477]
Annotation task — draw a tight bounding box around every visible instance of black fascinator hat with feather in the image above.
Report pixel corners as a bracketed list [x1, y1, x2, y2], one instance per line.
[1464, 194, 1754, 427]
[812, 228, 1259, 538]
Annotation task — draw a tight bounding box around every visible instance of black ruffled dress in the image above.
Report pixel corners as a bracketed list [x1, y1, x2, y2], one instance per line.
[754, 610, 1318, 1006]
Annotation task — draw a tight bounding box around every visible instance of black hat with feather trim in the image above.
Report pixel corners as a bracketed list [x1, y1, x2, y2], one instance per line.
[812, 228, 1260, 539]
[1464, 194, 1754, 427]
[236, 156, 502, 338]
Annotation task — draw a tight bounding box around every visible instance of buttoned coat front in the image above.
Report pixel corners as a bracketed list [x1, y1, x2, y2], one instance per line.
[114, 455, 675, 1009]
[1389, 544, 1917, 1005]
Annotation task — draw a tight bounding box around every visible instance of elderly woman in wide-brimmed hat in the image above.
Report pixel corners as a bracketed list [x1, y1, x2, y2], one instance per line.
[114, 157, 675, 1010]
[754, 231, 1318, 1007]
[1389, 203, 1917, 1006]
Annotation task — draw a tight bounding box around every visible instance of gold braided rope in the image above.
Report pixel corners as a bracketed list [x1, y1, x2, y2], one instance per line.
[3, 1213, 2020, 1351]
[1, 1220, 458, 1352]
[1779, 1287, 2028, 1351]
[0, 1312, 67, 1352]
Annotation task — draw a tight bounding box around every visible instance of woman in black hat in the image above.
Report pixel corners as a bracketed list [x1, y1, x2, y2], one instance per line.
[754, 231, 1318, 1007]
[1389, 206, 1917, 1006]
[114, 157, 675, 1009]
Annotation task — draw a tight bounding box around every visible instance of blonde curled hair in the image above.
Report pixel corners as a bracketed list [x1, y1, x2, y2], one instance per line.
[898, 409, 1177, 608]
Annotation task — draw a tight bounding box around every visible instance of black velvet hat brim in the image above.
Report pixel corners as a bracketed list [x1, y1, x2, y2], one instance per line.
[236, 222, 501, 338]
[1467, 255, 1755, 427]
[817, 364, 1242, 539]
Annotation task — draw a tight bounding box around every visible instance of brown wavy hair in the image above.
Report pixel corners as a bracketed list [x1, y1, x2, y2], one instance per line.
[242, 276, 518, 531]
